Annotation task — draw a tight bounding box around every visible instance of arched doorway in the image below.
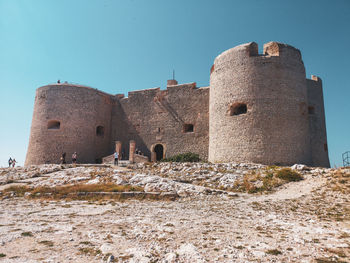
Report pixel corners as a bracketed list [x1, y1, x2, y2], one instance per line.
[154, 144, 164, 161]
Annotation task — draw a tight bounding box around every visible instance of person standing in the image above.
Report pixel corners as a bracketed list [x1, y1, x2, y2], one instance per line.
[12, 159, 17, 167]
[8, 157, 12, 168]
[72, 152, 77, 164]
[60, 152, 66, 164]
[114, 151, 119, 166]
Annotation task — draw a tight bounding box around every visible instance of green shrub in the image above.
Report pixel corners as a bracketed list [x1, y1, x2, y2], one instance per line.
[21, 231, 33, 237]
[275, 168, 303, 182]
[161, 152, 200, 162]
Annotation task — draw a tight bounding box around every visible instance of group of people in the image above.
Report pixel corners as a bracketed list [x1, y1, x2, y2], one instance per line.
[8, 157, 17, 167]
[60, 152, 77, 164]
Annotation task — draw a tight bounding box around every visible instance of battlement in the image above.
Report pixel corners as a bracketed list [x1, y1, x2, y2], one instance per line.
[263, 42, 302, 60]
[307, 75, 323, 90]
[214, 42, 258, 64]
[214, 42, 302, 68]
[127, 87, 160, 99]
[311, 75, 322, 83]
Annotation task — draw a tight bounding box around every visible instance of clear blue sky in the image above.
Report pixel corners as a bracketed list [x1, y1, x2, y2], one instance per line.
[0, 0, 349, 167]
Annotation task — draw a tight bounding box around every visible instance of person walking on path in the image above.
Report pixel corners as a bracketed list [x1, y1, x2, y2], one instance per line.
[114, 151, 119, 166]
[8, 157, 12, 168]
[12, 159, 17, 167]
[72, 152, 77, 165]
[60, 152, 66, 164]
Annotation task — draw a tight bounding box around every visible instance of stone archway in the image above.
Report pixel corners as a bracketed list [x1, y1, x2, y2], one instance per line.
[154, 144, 164, 161]
[151, 143, 166, 162]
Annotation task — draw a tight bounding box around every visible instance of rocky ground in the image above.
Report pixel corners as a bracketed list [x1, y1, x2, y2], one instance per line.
[0, 162, 349, 262]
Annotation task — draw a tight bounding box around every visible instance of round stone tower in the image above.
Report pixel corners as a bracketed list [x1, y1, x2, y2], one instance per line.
[25, 84, 113, 165]
[209, 42, 312, 165]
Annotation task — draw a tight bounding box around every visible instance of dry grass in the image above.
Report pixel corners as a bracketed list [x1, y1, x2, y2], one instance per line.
[232, 167, 303, 193]
[1, 183, 178, 201]
[275, 168, 303, 182]
[38, 240, 54, 247]
[2, 184, 142, 200]
[78, 247, 101, 256]
[328, 169, 350, 194]
[265, 249, 282, 255]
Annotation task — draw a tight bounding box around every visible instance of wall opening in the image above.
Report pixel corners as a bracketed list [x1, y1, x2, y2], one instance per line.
[47, 120, 60, 130]
[324, 143, 328, 152]
[308, 106, 315, 115]
[183, 124, 194, 133]
[230, 103, 247, 116]
[154, 144, 164, 161]
[96, 126, 104, 137]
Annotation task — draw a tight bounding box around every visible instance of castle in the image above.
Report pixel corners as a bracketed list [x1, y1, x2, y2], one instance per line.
[25, 42, 330, 167]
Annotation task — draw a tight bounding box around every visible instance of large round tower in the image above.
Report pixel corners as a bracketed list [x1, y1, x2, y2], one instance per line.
[209, 42, 312, 165]
[25, 84, 113, 165]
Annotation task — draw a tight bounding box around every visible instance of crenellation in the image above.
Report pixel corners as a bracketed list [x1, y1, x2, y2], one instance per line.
[311, 75, 322, 83]
[263, 42, 302, 60]
[25, 41, 330, 167]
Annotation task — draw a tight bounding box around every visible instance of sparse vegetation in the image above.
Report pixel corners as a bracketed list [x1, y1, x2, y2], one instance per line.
[231, 167, 303, 193]
[78, 247, 101, 256]
[161, 152, 200, 162]
[0, 253, 6, 257]
[2, 184, 144, 201]
[328, 170, 350, 194]
[79, 241, 93, 246]
[275, 168, 303, 182]
[21, 231, 33, 237]
[39, 240, 54, 247]
[266, 249, 282, 255]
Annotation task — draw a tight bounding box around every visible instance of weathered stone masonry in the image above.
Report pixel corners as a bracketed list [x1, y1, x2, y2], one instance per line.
[25, 42, 330, 167]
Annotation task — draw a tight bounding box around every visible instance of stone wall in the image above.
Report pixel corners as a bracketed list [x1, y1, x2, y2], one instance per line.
[113, 83, 209, 161]
[307, 76, 330, 167]
[209, 42, 312, 165]
[25, 84, 113, 165]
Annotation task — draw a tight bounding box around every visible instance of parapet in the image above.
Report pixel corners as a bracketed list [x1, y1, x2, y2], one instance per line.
[311, 75, 322, 83]
[214, 42, 258, 64]
[263, 42, 302, 60]
[127, 87, 160, 99]
[166, 82, 197, 92]
[307, 75, 323, 90]
[37, 83, 114, 98]
[214, 41, 302, 66]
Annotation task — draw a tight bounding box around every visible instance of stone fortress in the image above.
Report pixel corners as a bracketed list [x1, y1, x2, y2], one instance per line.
[25, 41, 330, 167]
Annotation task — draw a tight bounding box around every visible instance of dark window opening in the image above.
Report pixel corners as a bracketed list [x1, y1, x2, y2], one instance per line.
[157, 127, 161, 133]
[47, 120, 60, 130]
[308, 106, 315, 115]
[154, 144, 164, 161]
[183, 124, 194, 133]
[230, 103, 247, 116]
[96, 126, 104, 137]
[324, 143, 328, 152]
